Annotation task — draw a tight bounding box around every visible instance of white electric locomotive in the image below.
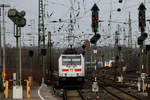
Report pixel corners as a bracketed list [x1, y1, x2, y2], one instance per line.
[58, 53, 85, 88]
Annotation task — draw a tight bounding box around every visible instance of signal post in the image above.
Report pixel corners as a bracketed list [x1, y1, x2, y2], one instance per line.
[8, 9, 26, 99]
[137, 3, 148, 94]
[0, 8, 2, 91]
[0, 4, 10, 90]
[90, 4, 100, 97]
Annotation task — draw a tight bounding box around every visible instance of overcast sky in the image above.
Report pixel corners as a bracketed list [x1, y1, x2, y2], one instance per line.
[0, 0, 150, 48]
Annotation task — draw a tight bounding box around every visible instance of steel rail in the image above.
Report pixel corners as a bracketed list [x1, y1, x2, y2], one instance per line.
[63, 90, 86, 100]
[99, 82, 142, 100]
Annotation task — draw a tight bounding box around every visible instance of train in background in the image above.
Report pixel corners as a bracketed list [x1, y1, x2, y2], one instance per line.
[85, 60, 114, 68]
[58, 48, 85, 88]
[104, 60, 114, 67]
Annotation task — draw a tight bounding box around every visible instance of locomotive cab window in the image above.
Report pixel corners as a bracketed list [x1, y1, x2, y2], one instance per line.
[62, 58, 71, 65]
[72, 58, 81, 65]
[62, 56, 81, 65]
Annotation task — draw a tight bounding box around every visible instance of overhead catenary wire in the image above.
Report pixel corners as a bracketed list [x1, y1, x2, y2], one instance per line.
[2, 0, 150, 48]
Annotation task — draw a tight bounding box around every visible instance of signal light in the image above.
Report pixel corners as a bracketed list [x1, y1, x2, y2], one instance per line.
[139, 16, 145, 20]
[139, 16, 142, 19]
[138, 3, 146, 31]
[95, 17, 98, 20]
[29, 50, 34, 57]
[41, 49, 47, 56]
[143, 16, 145, 19]
[91, 4, 99, 33]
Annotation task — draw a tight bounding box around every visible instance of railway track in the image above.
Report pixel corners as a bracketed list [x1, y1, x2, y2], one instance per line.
[101, 85, 142, 100]
[63, 90, 85, 100]
[97, 77, 142, 100]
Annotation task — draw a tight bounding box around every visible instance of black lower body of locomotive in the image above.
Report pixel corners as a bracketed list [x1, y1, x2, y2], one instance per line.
[59, 77, 84, 89]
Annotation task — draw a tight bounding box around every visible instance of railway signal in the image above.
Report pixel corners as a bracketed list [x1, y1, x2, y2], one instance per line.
[41, 49, 47, 56]
[138, 3, 146, 32]
[137, 3, 148, 93]
[137, 33, 147, 45]
[91, 4, 99, 33]
[119, 0, 123, 3]
[8, 9, 26, 96]
[90, 34, 101, 44]
[8, 9, 26, 27]
[82, 44, 86, 49]
[29, 50, 34, 57]
[91, 4, 100, 93]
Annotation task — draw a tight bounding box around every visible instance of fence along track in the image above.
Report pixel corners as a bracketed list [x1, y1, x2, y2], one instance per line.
[63, 90, 85, 100]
